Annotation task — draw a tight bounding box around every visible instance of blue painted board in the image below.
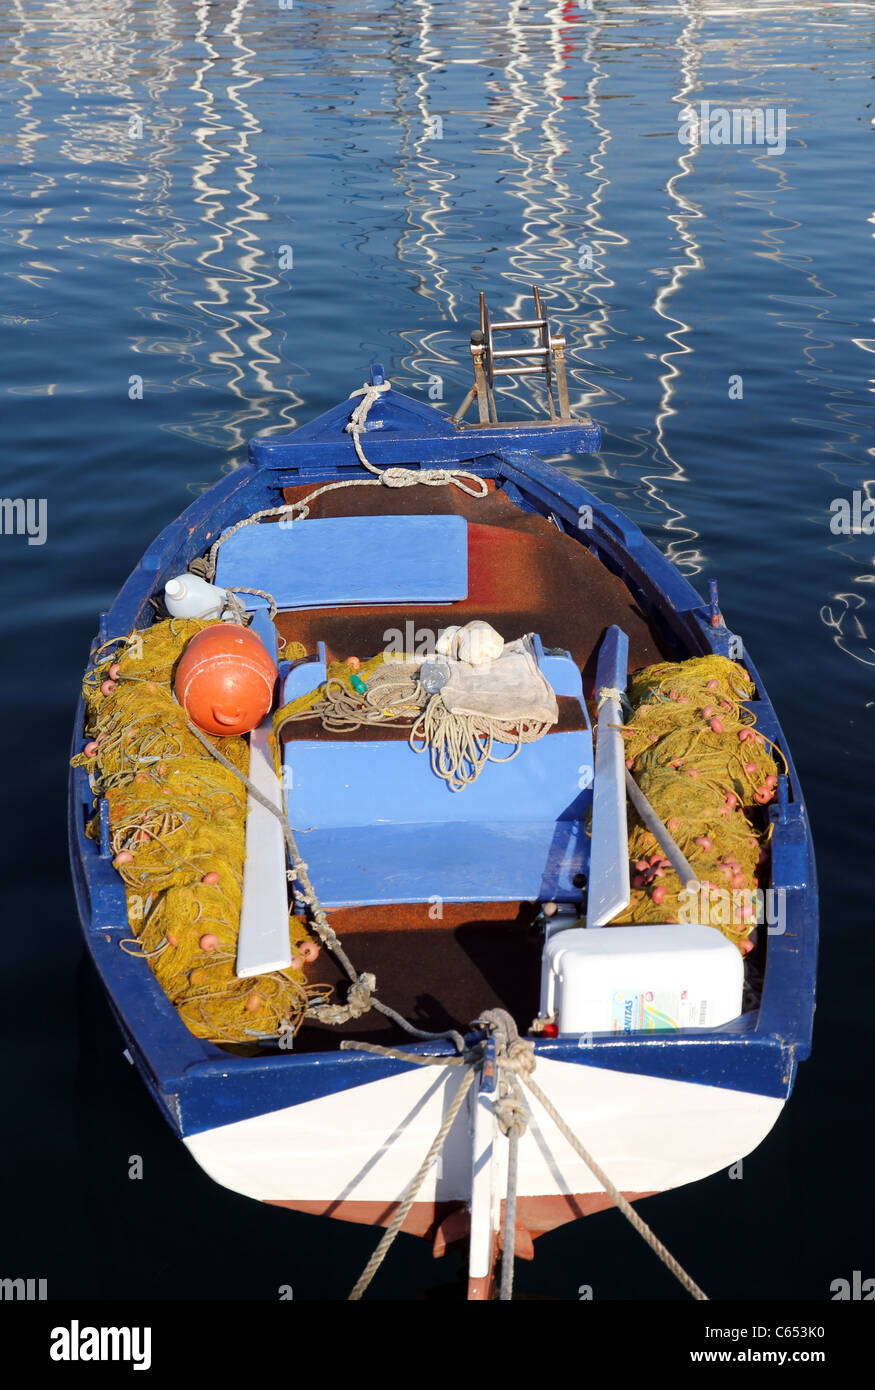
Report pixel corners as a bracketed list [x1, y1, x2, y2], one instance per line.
[215, 514, 469, 608]
[530, 637, 583, 699]
[282, 644, 327, 703]
[283, 732, 591, 829]
[285, 819, 588, 907]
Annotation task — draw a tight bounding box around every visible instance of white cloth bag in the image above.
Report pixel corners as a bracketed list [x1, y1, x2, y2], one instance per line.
[438, 634, 558, 725]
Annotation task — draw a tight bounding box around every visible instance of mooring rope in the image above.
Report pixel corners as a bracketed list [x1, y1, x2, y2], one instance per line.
[223, 587, 279, 622]
[344, 1008, 708, 1302]
[347, 1066, 477, 1302]
[518, 1069, 708, 1301]
[345, 379, 489, 498]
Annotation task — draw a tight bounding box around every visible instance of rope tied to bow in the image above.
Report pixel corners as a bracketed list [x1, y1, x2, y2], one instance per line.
[345, 378, 489, 498]
[344, 1007, 708, 1303]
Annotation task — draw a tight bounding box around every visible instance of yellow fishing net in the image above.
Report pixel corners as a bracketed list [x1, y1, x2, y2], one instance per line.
[614, 655, 784, 949]
[73, 617, 325, 1044]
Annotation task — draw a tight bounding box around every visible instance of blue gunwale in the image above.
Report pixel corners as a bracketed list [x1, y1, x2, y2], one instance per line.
[68, 378, 818, 1139]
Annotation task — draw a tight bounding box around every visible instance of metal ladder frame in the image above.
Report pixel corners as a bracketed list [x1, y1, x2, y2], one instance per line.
[452, 285, 574, 428]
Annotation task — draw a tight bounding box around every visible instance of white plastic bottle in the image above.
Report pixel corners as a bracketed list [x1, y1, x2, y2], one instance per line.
[164, 574, 228, 620]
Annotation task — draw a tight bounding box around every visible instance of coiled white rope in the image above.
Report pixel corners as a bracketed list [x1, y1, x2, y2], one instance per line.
[345, 379, 489, 498]
[409, 698, 553, 793]
[277, 665, 426, 736]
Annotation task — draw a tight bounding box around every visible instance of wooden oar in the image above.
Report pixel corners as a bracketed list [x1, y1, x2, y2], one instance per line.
[586, 625, 631, 928]
[235, 608, 294, 979]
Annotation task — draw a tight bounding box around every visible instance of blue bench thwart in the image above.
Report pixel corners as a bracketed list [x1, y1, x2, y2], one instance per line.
[281, 642, 592, 907]
[215, 514, 469, 609]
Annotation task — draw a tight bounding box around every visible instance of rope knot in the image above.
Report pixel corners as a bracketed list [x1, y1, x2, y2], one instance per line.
[506, 1036, 536, 1077]
[378, 466, 421, 488]
[597, 684, 632, 715]
[343, 378, 489, 499]
[473, 1010, 534, 1137]
[493, 1094, 528, 1141]
[306, 972, 376, 1026]
[345, 972, 376, 1017]
[345, 380, 392, 437]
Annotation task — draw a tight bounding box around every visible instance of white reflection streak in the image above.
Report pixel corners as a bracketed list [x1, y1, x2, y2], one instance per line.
[6, 0, 56, 264]
[820, 210, 875, 668]
[394, 0, 477, 400]
[393, 0, 459, 328]
[188, 0, 301, 454]
[498, 0, 561, 417]
[224, 3, 299, 417]
[574, 4, 627, 413]
[647, 0, 707, 572]
[497, 1, 618, 420]
[189, 0, 235, 409]
[7, 0, 47, 178]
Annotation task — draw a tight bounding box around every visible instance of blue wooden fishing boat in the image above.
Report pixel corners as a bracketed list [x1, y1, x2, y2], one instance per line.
[68, 292, 817, 1299]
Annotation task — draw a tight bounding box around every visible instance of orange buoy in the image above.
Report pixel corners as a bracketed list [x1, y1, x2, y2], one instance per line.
[174, 624, 277, 736]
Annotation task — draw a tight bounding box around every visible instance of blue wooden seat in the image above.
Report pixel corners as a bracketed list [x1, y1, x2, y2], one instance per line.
[215, 514, 469, 609]
[281, 643, 592, 907]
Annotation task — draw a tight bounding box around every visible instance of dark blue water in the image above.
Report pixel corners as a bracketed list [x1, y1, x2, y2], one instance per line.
[1, 0, 872, 1300]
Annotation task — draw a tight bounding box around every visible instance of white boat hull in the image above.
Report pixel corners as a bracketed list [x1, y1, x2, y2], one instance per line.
[184, 1056, 785, 1214]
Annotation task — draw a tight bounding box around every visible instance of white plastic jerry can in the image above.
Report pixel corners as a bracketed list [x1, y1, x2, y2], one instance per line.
[164, 574, 228, 620]
[540, 923, 745, 1035]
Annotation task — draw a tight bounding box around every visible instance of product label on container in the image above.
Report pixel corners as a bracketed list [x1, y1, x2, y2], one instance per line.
[611, 988, 710, 1033]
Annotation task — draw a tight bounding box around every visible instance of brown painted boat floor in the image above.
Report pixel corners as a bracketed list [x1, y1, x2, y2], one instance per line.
[294, 902, 544, 1052]
[277, 479, 669, 683]
[273, 478, 669, 1049]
